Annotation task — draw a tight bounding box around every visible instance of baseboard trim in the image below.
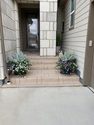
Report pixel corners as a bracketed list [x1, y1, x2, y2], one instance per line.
[79, 77, 89, 86]
[76, 69, 88, 86]
[76, 69, 81, 77]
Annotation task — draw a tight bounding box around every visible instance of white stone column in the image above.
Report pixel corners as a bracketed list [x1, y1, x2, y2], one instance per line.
[0, 1, 6, 84]
[40, 0, 57, 56]
[14, 1, 20, 52]
[0, 41, 5, 81]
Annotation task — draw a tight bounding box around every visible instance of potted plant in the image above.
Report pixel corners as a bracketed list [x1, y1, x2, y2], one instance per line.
[56, 34, 61, 54]
[57, 51, 78, 75]
[7, 51, 31, 76]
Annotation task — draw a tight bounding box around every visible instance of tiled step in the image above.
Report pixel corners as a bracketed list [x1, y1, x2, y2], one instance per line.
[2, 82, 81, 88]
[24, 70, 79, 80]
[31, 59, 58, 64]
[1, 53, 81, 88]
[31, 58, 58, 64]
[3, 72, 81, 88]
[29, 56, 58, 60]
[10, 72, 79, 83]
[31, 64, 56, 70]
[8, 75, 81, 87]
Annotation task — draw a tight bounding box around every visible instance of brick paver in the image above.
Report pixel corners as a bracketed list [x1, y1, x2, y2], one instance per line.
[2, 52, 82, 87]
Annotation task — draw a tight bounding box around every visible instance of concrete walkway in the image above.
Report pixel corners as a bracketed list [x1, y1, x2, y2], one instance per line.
[0, 87, 94, 125]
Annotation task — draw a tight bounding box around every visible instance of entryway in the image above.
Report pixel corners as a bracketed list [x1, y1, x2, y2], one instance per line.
[2, 52, 81, 88]
[0, 1, 81, 87]
[19, 3, 40, 53]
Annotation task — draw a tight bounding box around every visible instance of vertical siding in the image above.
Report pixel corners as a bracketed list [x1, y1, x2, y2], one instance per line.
[63, 0, 90, 78]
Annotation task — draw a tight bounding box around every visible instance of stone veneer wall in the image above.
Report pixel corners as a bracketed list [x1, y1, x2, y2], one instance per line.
[0, 0, 20, 82]
[14, 1, 20, 52]
[0, 40, 4, 80]
[40, 0, 57, 56]
[1, 0, 17, 58]
[0, 2, 5, 80]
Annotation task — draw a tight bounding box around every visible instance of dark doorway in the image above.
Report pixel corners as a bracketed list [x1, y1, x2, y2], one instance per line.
[19, 3, 40, 53]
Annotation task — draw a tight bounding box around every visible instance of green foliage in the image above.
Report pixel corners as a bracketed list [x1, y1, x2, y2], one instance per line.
[59, 51, 76, 61]
[7, 52, 31, 75]
[57, 51, 78, 75]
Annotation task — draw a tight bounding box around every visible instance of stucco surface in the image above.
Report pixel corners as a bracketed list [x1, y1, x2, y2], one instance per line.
[0, 87, 94, 125]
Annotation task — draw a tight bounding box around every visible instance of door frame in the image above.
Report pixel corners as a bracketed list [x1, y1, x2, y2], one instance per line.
[83, 1, 94, 86]
[18, 3, 40, 52]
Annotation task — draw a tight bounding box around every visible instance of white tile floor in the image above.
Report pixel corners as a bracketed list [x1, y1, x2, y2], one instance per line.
[0, 87, 94, 125]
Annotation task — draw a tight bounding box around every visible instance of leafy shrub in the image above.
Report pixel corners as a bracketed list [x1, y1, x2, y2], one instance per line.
[7, 52, 31, 75]
[57, 51, 78, 75]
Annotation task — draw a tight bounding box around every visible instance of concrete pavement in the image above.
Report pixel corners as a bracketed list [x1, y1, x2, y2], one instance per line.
[0, 87, 94, 125]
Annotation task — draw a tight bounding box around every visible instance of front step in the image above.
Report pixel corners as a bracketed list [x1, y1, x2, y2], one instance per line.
[2, 54, 82, 87]
[30, 55, 58, 70]
[32, 64, 56, 70]
[9, 74, 81, 87]
[31, 59, 58, 64]
[9, 69, 81, 87]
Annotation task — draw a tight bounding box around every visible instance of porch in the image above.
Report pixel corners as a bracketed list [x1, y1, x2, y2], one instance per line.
[0, 0, 82, 87]
[2, 52, 81, 88]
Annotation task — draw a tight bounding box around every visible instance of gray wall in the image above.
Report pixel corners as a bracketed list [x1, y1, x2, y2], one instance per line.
[0, 0, 19, 81]
[84, 2, 94, 86]
[62, 0, 90, 79]
[1, 0, 18, 58]
[0, 1, 5, 80]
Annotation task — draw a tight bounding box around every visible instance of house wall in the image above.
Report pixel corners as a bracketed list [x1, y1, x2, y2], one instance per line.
[0, 2, 5, 80]
[40, 0, 57, 56]
[14, 1, 20, 52]
[62, 0, 90, 79]
[83, 2, 94, 86]
[0, 38, 5, 80]
[0, 0, 19, 83]
[1, 0, 17, 58]
[0, 0, 58, 81]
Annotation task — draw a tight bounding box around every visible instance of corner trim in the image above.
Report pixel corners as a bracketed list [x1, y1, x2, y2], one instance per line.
[76, 69, 80, 77]
[79, 78, 88, 86]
